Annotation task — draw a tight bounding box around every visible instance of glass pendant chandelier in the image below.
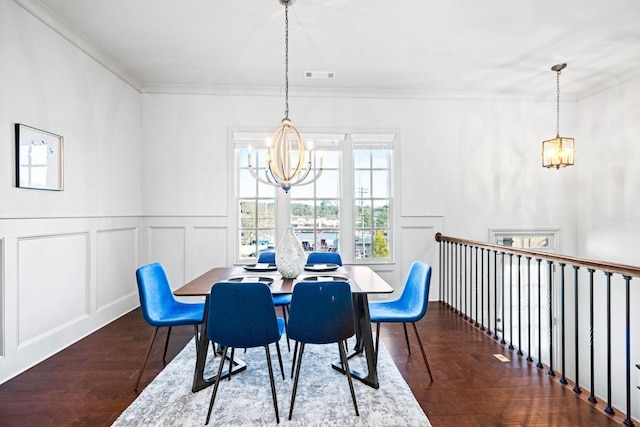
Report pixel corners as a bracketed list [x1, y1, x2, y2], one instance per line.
[542, 63, 575, 169]
[247, 0, 322, 193]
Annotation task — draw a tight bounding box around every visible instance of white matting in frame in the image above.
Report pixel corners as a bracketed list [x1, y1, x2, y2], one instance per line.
[15, 123, 64, 191]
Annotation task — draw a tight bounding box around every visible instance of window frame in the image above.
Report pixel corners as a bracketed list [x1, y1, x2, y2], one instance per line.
[230, 128, 398, 265]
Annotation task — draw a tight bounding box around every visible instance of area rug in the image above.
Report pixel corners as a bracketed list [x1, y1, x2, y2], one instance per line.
[113, 337, 430, 426]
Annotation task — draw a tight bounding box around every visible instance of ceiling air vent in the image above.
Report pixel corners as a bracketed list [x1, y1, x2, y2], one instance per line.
[305, 71, 336, 80]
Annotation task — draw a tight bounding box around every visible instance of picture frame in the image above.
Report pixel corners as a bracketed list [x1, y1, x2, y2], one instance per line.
[15, 123, 64, 191]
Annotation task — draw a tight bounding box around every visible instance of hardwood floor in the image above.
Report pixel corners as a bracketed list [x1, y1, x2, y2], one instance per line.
[0, 302, 627, 426]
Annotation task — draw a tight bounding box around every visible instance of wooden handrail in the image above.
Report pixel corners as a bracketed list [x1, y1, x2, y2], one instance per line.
[435, 232, 640, 279]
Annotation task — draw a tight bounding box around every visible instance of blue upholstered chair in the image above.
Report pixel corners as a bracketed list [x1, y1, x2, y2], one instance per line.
[287, 281, 358, 419]
[368, 261, 434, 382]
[205, 282, 285, 425]
[306, 251, 343, 266]
[259, 251, 291, 351]
[257, 250, 276, 264]
[134, 262, 205, 390]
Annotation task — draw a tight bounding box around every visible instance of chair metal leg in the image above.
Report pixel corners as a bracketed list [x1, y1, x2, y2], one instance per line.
[412, 322, 434, 382]
[135, 327, 159, 391]
[275, 341, 285, 380]
[288, 342, 305, 420]
[228, 348, 235, 381]
[162, 326, 172, 364]
[205, 346, 228, 425]
[264, 345, 280, 424]
[290, 341, 299, 379]
[403, 322, 411, 354]
[339, 340, 359, 416]
[281, 305, 291, 351]
[374, 322, 381, 371]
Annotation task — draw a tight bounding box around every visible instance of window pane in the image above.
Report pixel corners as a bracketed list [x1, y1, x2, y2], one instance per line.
[371, 229, 390, 258]
[354, 170, 371, 196]
[371, 170, 389, 198]
[316, 170, 339, 198]
[355, 229, 371, 259]
[317, 200, 339, 226]
[355, 199, 372, 228]
[291, 200, 314, 228]
[256, 200, 275, 228]
[321, 150, 340, 169]
[238, 170, 257, 198]
[353, 150, 370, 168]
[239, 201, 256, 228]
[371, 150, 390, 168]
[373, 200, 389, 227]
[239, 230, 257, 259]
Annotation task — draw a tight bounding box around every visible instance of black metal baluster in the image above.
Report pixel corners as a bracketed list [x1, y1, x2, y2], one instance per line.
[463, 244, 468, 319]
[537, 259, 543, 369]
[572, 265, 581, 394]
[439, 240, 443, 304]
[508, 253, 515, 349]
[501, 252, 506, 345]
[480, 249, 489, 331]
[604, 271, 614, 415]
[547, 260, 555, 377]
[559, 263, 567, 385]
[516, 254, 522, 355]
[587, 268, 597, 403]
[475, 247, 479, 327]
[486, 248, 491, 336]
[623, 275, 632, 426]
[453, 243, 460, 314]
[526, 257, 533, 362]
[447, 242, 452, 308]
[494, 250, 499, 340]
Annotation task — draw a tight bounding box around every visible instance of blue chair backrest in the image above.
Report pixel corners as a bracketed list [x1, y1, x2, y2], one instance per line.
[287, 281, 354, 344]
[257, 251, 276, 264]
[397, 261, 432, 319]
[306, 252, 343, 266]
[208, 282, 281, 348]
[136, 262, 181, 326]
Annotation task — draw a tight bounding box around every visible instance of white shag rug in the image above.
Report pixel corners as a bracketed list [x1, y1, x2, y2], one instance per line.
[113, 336, 431, 427]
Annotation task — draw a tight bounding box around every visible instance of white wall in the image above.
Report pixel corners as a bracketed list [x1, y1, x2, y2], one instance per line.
[0, 1, 143, 384]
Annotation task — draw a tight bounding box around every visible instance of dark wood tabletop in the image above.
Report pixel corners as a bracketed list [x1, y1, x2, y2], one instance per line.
[174, 265, 394, 296]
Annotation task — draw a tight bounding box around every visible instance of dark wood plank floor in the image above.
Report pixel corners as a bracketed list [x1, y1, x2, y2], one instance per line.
[0, 302, 627, 426]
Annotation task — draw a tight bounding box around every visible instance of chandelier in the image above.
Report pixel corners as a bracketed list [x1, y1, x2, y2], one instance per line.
[247, 0, 322, 193]
[542, 63, 575, 169]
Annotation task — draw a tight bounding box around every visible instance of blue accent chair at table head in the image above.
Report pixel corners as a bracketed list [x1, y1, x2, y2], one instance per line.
[205, 281, 285, 424]
[368, 261, 433, 382]
[257, 250, 276, 265]
[306, 251, 343, 266]
[286, 280, 359, 420]
[259, 250, 291, 351]
[134, 262, 205, 390]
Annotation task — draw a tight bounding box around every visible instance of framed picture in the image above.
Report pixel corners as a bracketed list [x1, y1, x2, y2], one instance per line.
[15, 123, 64, 191]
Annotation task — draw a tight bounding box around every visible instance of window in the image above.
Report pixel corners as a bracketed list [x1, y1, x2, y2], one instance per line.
[233, 130, 396, 264]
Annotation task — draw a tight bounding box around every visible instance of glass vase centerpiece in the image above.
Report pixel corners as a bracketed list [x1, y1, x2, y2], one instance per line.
[276, 227, 306, 279]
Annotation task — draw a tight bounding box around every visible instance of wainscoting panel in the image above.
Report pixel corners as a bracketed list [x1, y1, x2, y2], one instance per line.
[189, 226, 228, 282]
[148, 227, 186, 290]
[18, 233, 90, 347]
[399, 216, 443, 301]
[96, 228, 139, 311]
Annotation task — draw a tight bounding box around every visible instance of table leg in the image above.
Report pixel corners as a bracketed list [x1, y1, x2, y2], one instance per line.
[191, 295, 246, 393]
[331, 293, 379, 389]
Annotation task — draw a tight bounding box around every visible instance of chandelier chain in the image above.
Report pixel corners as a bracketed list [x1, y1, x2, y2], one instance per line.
[556, 69, 561, 138]
[284, 3, 289, 119]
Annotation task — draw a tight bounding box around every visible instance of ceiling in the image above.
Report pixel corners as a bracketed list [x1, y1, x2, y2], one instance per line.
[17, 0, 640, 99]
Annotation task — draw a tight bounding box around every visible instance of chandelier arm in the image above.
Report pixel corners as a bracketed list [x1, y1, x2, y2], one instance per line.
[291, 166, 323, 187]
[248, 164, 278, 187]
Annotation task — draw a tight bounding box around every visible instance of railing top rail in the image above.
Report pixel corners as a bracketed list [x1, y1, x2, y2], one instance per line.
[435, 232, 640, 278]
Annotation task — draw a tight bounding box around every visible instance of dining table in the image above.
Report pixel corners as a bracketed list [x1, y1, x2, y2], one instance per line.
[173, 264, 394, 393]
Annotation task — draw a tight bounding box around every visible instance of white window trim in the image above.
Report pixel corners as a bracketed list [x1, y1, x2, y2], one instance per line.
[228, 127, 400, 265]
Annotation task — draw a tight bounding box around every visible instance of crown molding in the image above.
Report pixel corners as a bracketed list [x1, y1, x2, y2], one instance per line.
[13, 0, 142, 91]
